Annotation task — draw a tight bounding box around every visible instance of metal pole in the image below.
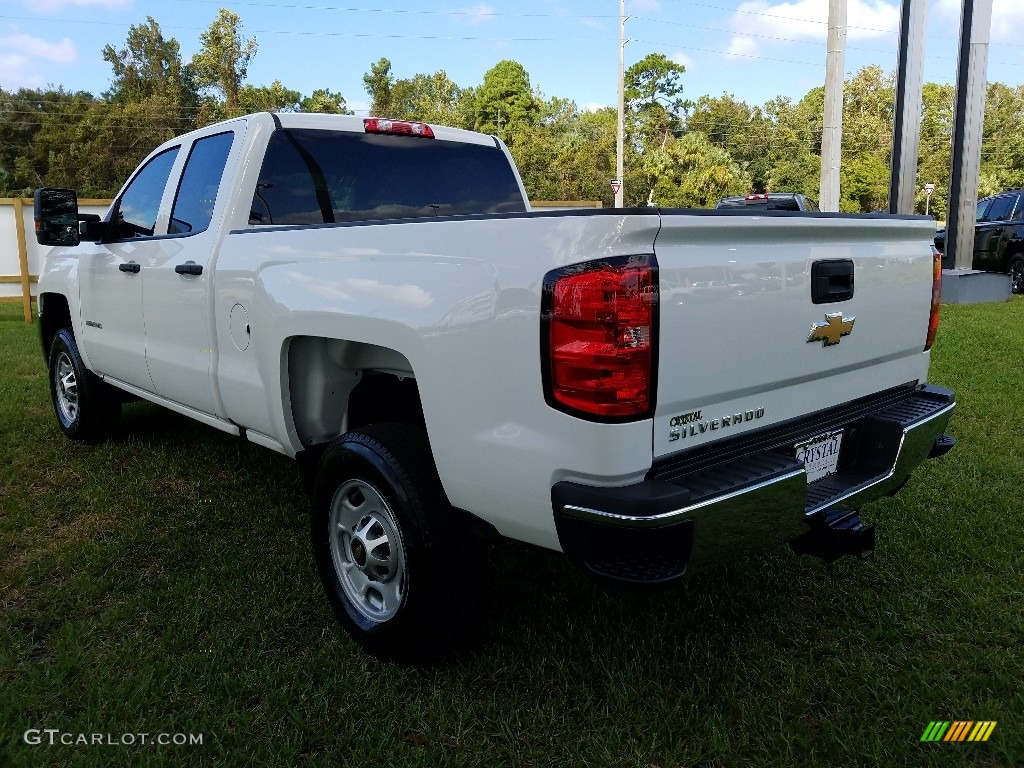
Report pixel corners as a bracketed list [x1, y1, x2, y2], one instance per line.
[888, 0, 927, 214]
[616, 0, 626, 208]
[819, 0, 847, 212]
[946, 0, 993, 270]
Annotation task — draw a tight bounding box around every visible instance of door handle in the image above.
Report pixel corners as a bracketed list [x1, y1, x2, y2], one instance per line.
[118, 262, 141, 273]
[175, 262, 203, 276]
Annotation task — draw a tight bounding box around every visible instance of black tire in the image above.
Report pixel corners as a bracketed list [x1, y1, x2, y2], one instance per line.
[47, 327, 121, 443]
[311, 423, 485, 661]
[1009, 255, 1024, 295]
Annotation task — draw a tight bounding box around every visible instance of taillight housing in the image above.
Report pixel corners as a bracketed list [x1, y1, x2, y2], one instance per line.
[925, 247, 941, 351]
[541, 256, 658, 421]
[363, 118, 435, 138]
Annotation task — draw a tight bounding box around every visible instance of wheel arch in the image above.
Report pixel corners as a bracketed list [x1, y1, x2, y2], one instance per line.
[286, 336, 425, 451]
[38, 292, 73, 358]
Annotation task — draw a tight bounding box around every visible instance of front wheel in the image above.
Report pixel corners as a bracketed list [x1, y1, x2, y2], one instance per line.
[1008, 255, 1024, 295]
[48, 327, 121, 442]
[311, 423, 485, 661]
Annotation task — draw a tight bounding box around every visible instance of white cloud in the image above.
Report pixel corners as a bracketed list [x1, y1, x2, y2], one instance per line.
[726, 36, 758, 59]
[0, 34, 76, 64]
[583, 102, 610, 112]
[458, 4, 496, 26]
[0, 33, 77, 87]
[935, 0, 1024, 44]
[0, 52, 44, 89]
[25, 0, 132, 10]
[726, 0, 899, 57]
[671, 51, 694, 70]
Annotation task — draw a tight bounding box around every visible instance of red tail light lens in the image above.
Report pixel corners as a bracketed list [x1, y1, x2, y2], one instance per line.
[363, 118, 435, 138]
[925, 248, 941, 351]
[541, 257, 658, 421]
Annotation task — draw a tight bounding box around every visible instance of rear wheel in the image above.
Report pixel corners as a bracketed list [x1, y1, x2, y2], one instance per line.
[311, 423, 485, 661]
[1009, 255, 1024, 295]
[48, 327, 121, 442]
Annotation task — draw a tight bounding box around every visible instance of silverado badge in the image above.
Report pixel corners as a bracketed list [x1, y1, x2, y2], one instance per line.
[807, 313, 855, 346]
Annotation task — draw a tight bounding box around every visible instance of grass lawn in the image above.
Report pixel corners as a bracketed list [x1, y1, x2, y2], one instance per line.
[1, 299, 1021, 767]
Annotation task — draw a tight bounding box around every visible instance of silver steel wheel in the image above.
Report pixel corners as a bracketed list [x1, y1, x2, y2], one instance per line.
[54, 351, 79, 424]
[328, 478, 407, 624]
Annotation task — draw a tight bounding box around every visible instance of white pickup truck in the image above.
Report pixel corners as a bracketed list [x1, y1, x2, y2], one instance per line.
[35, 112, 955, 659]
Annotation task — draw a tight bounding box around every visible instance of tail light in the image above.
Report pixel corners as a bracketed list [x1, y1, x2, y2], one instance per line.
[541, 256, 658, 421]
[363, 118, 435, 138]
[925, 247, 941, 351]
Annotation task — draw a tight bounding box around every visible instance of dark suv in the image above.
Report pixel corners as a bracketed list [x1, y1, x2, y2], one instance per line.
[934, 189, 1024, 294]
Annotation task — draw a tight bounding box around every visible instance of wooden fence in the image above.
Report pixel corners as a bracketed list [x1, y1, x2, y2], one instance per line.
[0, 198, 112, 323]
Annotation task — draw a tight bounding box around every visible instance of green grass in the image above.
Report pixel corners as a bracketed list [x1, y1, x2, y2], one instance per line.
[1, 300, 1022, 767]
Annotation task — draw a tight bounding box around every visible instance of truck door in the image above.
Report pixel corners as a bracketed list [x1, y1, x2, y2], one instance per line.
[142, 131, 235, 415]
[973, 193, 1016, 270]
[79, 146, 180, 390]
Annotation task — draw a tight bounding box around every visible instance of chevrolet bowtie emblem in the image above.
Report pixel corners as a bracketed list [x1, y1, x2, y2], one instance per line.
[807, 313, 856, 346]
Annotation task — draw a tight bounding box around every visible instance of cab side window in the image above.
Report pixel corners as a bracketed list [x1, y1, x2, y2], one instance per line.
[985, 195, 1015, 223]
[110, 147, 180, 240]
[1010, 194, 1024, 221]
[169, 132, 234, 235]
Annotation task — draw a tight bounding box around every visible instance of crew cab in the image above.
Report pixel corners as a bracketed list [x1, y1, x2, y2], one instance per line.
[934, 189, 1024, 293]
[34, 112, 955, 659]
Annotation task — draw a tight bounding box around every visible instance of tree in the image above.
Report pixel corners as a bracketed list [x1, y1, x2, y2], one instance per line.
[508, 101, 618, 205]
[362, 59, 463, 124]
[101, 17, 194, 108]
[625, 53, 689, 146]
[238, 80, 301, 113]
[472, 60, 539, 139]
[191, 8, 257, 113]
[638, 132, 751, 208]
[363, 57, 396, 117]
[300, 89, 352, 114]
[687, 93, 770, 190]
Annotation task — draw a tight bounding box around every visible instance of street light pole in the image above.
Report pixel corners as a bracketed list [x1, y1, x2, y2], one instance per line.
[616, 0, 627, 208]
[819, 0, 847, 212]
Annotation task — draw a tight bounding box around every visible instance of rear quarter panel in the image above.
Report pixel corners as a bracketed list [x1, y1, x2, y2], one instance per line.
[214, 211, 661, 549]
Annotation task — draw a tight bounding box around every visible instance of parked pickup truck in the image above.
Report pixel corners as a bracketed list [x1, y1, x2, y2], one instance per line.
[35, 112, 955, 659]
[933, 188, 1024, 293]
[716, 192, 820, 212]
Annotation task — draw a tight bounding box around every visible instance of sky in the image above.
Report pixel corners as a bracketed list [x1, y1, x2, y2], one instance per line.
[0, 0, 1022, 116]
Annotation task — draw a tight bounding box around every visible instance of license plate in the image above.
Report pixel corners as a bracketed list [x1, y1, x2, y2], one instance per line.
[795, 431, 843, 482]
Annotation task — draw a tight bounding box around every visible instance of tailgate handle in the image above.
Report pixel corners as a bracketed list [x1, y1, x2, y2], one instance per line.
[118, 262, 140, 274]
[811, 259, 854, 304]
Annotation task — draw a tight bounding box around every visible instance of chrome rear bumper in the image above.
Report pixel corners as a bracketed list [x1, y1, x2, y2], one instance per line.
[552, 384, 955, 585]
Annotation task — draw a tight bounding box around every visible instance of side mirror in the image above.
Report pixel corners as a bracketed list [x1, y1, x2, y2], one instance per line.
[33, 188, 80, 246]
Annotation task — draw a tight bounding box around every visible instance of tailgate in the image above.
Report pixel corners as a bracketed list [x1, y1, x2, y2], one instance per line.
[652, 212, 937, 459]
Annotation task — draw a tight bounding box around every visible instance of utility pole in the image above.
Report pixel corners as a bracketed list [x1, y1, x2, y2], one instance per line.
[819, 0, 847, 212]
[946, 0, 993, 270]
[616, 0, 627, 208]
[888, 0, 927, 214]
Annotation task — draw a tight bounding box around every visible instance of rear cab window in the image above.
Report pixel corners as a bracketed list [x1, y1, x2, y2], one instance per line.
[250, 129, 526, 226]
[169, 132, 234, 235]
